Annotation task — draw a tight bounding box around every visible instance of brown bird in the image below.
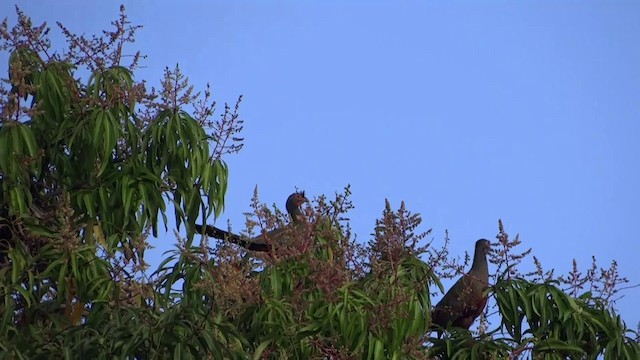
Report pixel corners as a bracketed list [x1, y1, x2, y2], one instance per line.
[196, 191, 308, 252]
[431, 239, 491, 330]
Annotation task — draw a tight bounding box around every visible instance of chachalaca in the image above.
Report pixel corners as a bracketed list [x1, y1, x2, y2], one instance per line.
[196, 191, 308, 252]
[431, 239, 491, 330]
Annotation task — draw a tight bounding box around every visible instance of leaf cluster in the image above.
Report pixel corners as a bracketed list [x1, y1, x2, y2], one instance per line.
[0, 7, 244, 358]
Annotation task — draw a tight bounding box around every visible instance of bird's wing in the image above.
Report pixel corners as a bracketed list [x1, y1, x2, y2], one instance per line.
[432, 274, 488, 329]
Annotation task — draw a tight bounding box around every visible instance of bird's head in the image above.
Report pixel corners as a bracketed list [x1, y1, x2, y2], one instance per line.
[286, 191, 308, 213]
[476, 239, 491, 255]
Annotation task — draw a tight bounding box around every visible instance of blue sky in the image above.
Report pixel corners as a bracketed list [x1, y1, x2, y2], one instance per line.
[2, 1, 639, 328]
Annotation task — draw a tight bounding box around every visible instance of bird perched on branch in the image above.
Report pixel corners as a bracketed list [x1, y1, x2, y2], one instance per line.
[431, 239, 491, 330]
[196, 192, 308, 252]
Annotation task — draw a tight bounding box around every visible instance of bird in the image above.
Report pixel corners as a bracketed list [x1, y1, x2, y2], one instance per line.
[195, 191, 308, 252]
[431, 239, 491, 330]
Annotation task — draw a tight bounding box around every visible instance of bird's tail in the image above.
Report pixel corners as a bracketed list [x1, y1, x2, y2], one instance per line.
[195, 224, 270, 252]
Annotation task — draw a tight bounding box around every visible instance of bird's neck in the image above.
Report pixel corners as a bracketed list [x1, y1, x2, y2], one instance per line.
[470, 251, 488, 278]
[287, 205, 304, 223]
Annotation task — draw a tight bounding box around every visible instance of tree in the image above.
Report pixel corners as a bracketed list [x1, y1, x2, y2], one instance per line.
[0, 7, 638, 359]
[0, 6, 245, 358]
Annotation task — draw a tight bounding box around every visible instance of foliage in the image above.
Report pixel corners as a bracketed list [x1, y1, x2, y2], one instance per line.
[0, 6, 244, 358]
[0, 6, 638, 360]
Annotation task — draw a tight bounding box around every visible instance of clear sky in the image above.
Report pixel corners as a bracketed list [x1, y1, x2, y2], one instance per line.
[2, 1, 639, 329]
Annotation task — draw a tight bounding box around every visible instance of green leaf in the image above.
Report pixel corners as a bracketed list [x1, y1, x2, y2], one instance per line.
[13, 285, 32, 308]
[253, 339, 272, 360]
